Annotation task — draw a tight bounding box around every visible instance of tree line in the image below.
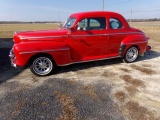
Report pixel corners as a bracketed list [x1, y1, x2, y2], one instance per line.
[0, 18, 160, 24]
[0, 21, 60, 24]
[127, 18, 160, 22]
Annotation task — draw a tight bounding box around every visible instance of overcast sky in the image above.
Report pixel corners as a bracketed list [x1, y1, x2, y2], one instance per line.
[0, 0, 160, 21]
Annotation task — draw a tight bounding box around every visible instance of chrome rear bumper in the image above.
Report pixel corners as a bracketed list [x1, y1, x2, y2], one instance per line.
[146, 46, 151, 51]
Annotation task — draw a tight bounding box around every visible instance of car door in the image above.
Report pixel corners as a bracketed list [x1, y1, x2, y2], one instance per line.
[108, 18, 127, 56]
[68, 17, 110, 62]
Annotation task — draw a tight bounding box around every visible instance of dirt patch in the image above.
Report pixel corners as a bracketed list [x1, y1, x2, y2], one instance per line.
[120, 75, 145, 87]
[124, 85, 139, 96]
[114, 91, 126, 102]
[124, 101, 158, 120]
[31, 75, 39, 83]
[82, 85, 97, 99]
[130, 64, 156, 75]
[102, 71, 116, 77]
[11, 100, 25, 117]
[54, 91, 77, 120]
[142, 63, 152, 67]
[119, 68, 131, 73]
[67, 79, 77, 85]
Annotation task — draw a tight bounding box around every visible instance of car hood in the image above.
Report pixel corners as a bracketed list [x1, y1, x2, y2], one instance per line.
[14, 28, 68, 43]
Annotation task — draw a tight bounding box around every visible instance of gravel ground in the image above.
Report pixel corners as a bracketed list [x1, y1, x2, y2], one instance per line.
[0, 39, 160, 120]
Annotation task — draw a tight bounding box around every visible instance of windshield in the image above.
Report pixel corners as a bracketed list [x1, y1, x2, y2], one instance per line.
[63, 18, 76, 28]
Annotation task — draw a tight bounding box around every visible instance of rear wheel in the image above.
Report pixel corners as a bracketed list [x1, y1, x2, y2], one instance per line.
[123, 46, 139, 63]
[30, 56, 54, 76]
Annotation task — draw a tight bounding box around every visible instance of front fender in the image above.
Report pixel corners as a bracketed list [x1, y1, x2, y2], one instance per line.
[13, 41, 71, 66]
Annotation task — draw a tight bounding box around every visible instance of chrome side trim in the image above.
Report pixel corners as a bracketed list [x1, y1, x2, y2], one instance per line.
[20, 36, 66, 40]
[71, 32, 144, 37]
[123, 41, 148, 45]
[72, 34, 108, 37]
[19, 32, 144, 40]
[59, 56, 120, 66]
[110, 32, 144, 35]
[20, 48, 70, 55]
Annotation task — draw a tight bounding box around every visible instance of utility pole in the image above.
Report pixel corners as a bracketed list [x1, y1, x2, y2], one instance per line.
[102, 0, 104, 11]
[130, 9, 132, 23]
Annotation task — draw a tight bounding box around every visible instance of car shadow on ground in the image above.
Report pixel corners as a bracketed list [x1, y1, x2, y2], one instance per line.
[54, 50, 160, 75]
[0, 38, 23, 83]
[55, 58, 122, 75]
[139, 50, 160, 61]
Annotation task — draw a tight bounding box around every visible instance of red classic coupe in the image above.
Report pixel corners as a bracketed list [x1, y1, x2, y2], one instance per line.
[9, 11, 151, 76]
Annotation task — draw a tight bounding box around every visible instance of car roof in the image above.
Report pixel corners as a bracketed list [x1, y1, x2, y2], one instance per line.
[70, 11, 130, 29]
[70, 11, 122, 18]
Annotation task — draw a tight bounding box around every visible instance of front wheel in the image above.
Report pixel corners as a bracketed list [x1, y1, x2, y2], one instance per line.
[123, 46, 139, 63]
[30, 56, 54, 76]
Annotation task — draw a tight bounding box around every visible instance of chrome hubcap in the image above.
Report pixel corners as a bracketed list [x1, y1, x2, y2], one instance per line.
[128, 52, 134, 57]
[33, 57, 53, 75]
[126, 47, 138, 62]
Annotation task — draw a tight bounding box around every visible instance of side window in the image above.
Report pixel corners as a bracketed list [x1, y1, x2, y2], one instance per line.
[90, 19, 100, 27]
[109, 18, 123, 29]
[77, 17, 106, 30]
[78, 18, 88, 30]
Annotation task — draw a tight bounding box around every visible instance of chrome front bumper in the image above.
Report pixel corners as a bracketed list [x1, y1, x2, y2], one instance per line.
[9, 49, 17, 68]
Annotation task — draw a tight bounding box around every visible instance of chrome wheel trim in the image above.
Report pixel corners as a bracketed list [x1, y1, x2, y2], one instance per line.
[32, 57, 53, 75]
[126, 47, 138, 62]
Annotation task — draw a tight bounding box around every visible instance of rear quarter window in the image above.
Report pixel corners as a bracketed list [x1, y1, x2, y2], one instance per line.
[109, 18, 123, 29]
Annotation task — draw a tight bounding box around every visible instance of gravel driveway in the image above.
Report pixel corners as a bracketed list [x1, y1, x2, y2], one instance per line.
[0, 39, 160, 120]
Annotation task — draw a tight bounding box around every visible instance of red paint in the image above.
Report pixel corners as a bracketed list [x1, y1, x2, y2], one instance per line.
[10, 11, 150, 67]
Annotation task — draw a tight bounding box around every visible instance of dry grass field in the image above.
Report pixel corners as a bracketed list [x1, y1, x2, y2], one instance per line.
[130, 21, 160, 51]
[0, 23, 59, 38]
[0, 21, 160, 120]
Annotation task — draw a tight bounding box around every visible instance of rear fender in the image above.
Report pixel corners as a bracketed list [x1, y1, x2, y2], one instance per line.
[120, 35, 148, 57]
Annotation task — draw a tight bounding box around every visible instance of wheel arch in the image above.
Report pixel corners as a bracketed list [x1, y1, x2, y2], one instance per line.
[27, 53, 56, 67]
[119, 44, 140, 57]
[126, 45, 140, 55]
[120, 44, 140, 57]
